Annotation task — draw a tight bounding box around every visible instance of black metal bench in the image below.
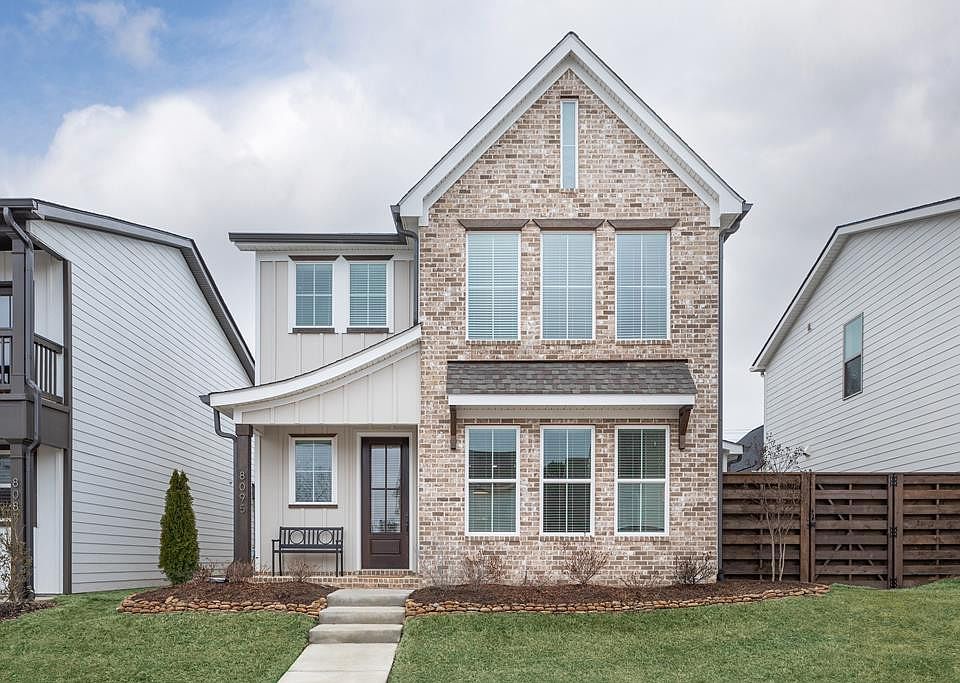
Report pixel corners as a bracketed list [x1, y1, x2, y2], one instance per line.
[271, 526, 344, 576]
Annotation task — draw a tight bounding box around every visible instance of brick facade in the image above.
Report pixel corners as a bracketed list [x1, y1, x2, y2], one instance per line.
[417, 70, 720, 583]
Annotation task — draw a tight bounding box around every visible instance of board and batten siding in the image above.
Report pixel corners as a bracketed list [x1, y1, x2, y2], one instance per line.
[30, 220, 251, 592]
[764, 211, 960, 472]
[257, 255, 414, 384]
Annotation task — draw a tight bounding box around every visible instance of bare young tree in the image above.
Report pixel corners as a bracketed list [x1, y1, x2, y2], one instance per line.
[753, 437, 804, 582]
[0, 504, 32, 605]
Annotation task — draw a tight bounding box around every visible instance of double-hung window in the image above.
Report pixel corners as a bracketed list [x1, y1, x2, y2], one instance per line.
[843, 314, 863, 398]
[541, 427, 592, 534]
[349, 262, 388, 328]
[541, 232, 594, 339]
[291, 438, 336, 505]
[616, 232, 669, 339]
[295, 262, 333, 328]
[560, 99, 578, 189]
[616, 428, 668, 534]
[466, 427, 518, 534]
[466, 231, 520, 340]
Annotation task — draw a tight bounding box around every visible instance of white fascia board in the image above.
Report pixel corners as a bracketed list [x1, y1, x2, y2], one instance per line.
[448, 393, 696, 407]
[209, 325, 421, 409]
[722, 440, 744, 454]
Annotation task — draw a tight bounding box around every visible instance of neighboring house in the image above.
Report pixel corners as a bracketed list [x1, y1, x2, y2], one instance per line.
[206, 33, 750, 581]
[722, 425, 763, 472]
[752, 196, 960, 472]
[0, 200, 253, 594]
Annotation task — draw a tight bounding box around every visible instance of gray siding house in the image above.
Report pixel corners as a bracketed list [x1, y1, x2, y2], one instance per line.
[0, 200, 253, 593]
[752, 196, 960, 472]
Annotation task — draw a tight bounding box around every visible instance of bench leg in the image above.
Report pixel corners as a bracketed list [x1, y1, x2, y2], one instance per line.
[279, 552, 283, 578]
[271, 550, 275, 577]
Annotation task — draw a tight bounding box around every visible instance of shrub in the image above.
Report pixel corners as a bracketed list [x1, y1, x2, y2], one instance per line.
[286, 558, 314, 583]
[158, 470, 199, 585]
[225, 559, 254, 583]
[560, 547, 611, 585]
[619, 571, 655, 591]
[0, 504, 32, 604]
[672, 553, 714, 585]
[190, 562, 215, 584]
[462, 549, 506, 588]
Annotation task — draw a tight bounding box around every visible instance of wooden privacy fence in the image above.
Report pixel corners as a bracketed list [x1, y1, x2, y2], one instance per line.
[721, 473, 960, 588]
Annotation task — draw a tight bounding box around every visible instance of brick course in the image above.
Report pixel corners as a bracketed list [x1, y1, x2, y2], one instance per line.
[417, 70, 720, 583]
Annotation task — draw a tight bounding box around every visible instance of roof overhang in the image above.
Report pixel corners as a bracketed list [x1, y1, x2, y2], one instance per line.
[448, 393, 695, 407]
[229, 232, 406, 252]
[752, 196, 960, 371]
[396, 32, 746, 230]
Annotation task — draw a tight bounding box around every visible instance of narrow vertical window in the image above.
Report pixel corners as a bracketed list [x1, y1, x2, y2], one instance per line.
[616, 232, 669, 339]
[843, 314, 863, 398]
[542, 427, 593, 534]
[349, 262, 388, 328]
[295, 262, 333, 328]
[0, 448, 10, 507]
[466, 231, 520, 340]
[560, 99, 578, 189]
[542, 232, 594, 339]
[291, 438, 336, 504]
[466, 428, 518, 534]
[616, 428, 668, 534]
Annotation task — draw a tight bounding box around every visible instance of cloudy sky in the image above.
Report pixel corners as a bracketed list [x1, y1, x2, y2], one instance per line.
[2, 0, 958, 439]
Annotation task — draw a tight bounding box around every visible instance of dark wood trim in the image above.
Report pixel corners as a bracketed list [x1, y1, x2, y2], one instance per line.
[347, 327, 390, 334]
[360, 437, 410, 569]
[449, 404, 457, 451]
[678, 405, 692, 450]
[288, 254, 337, 262]
[458, 219, 528, 230]
[343, 254, 393, 261]
[608, 218, 678, 230]
[233, 424, 253, 562]
[292, 327, 335, 334]
[533, 218, 603, 230]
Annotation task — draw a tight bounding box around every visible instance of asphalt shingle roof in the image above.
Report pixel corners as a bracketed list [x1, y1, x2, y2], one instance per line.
[446, 361, 696, 395]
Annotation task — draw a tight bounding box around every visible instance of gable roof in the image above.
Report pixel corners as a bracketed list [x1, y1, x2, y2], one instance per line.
[397, 32, 747, 229]
[751, 196, 960, 372]
[0, 198, 255, 382]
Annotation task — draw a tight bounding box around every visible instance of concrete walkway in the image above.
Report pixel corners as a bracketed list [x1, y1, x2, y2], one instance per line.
[278, 589, 412, 683]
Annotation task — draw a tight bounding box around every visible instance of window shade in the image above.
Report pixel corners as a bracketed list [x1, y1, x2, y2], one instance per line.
[616, 429, 667, 533]
[542, 233, 594, 339]
[542, 428, 592, 533]
[349, 263, 388, 327]
[467, 428, 517, 533]
[467, 232, 520, 340]
[616, 232, 668, 339]
[294, 440, 334, 503]
[295, 263, 333, 327]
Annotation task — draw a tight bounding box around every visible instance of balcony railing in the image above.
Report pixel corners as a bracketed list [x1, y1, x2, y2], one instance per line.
[0, 331, 64, 400]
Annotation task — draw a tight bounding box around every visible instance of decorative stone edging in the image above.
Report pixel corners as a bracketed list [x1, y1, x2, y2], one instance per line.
[117, 595, 327, 616]
[404, 584, 829, 618]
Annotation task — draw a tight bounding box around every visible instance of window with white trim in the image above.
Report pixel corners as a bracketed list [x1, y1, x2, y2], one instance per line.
[292, 438, 336, 504]
[616, 232, 668, 339]
[349, 262, 388, 328]
[0, 450, 9, 507]
[542, 427, 592, 534]
[466, 427, 518, 534]
[616, 428, 667, 533]
[560, 99, 578, 189]
[843, 314, 863, 398]
[541, 232, 594, 339]
[466, 231, 520, 340]
[295, 262, 333, 328]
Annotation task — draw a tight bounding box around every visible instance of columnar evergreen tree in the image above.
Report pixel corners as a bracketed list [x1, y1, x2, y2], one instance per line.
[158, 470, 200, 585]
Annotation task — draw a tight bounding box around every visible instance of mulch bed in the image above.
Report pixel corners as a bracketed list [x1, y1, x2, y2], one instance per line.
[0, 600, 54, 622]
[119, 580, 336, 617]
[406, 580, 829, 618]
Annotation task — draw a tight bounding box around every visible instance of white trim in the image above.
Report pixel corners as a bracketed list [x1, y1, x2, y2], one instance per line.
[465, 230, 522, 341]
[560, 98, 578, 189]
[539, 425, 595, 536]
[287, 258, 335, 332]
[464, 426, 521, 537]
[347, 260, 392, 330]
[540, 231, 595, 341]
[254, 430, 262, 569]
[288, 435, 338, 506]
[449, 393, 695, 407]
[614, 425, 670, 537]
[615, 231, 671, 341]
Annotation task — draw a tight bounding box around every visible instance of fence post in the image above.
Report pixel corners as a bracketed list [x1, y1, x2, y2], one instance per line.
[888, 473, 903, 588]
[799, 472, 811, 583]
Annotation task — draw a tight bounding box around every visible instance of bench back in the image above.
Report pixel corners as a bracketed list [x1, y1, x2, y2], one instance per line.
[278, 526, 343, 549]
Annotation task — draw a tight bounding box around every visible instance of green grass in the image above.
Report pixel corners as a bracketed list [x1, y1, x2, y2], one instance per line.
[0, 589, 313, 683]
[391, 580, 960, 683]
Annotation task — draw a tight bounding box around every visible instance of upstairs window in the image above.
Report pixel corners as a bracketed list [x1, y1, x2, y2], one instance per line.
[560, 99, 578, 189]
[349, 262, 388, 328]
[542, 232, 594, 340]
[616, 232, 669, 339]
[466, 427, 518, 534]
[616, 428, 668, 534]
[542, 427, 593, 534]
[466, 231, 520, 340]
[291, 438, 336, 505]
[843, 314, 863, 398]
[295, 262, 333, 328]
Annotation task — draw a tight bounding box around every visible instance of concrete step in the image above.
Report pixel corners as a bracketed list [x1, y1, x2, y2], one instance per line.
[325, 589, 412, 608]
[318, 606, 406, 625]
[309, 623, 403, 644]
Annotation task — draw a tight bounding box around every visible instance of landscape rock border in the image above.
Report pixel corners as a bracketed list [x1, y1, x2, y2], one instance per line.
[117, 595, 326, 617]
[405, 584, 829, 618]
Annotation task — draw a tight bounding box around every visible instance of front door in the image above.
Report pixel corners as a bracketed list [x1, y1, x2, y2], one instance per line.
[360, 437, 409, 569]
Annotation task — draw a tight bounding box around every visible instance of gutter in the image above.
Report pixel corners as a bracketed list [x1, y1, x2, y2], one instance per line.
[391, 204, 419, 325]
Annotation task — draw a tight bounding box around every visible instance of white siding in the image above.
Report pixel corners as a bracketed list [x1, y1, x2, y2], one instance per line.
[30, 220, 251, 592]
[764, 211, 960, 472]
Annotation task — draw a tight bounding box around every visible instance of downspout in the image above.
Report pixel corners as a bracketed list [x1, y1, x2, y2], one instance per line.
[716, 202, 752, 580]
[391, 205, 419, 325]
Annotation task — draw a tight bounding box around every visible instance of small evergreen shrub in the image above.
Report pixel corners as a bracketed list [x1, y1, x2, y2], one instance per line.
[158, 470, 199, 585]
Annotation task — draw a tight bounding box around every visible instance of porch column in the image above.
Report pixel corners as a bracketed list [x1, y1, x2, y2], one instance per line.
[233, 424, 253, 563]
[8, 442, 35, 597]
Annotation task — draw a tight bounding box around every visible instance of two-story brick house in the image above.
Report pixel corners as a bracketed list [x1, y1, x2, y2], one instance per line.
[206, 33, 750, 582]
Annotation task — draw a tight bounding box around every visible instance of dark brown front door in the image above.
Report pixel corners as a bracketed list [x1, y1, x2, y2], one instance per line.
[361, 437, 409, 569]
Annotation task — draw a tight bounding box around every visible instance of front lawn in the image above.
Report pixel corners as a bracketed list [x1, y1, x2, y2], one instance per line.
[0, 589, 313, 682]
[391, 579, 960, 682]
